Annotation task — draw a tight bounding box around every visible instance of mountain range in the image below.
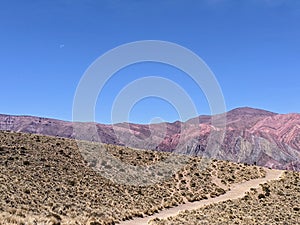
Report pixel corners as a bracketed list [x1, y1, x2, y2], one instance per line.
[1, 107, 299, 171]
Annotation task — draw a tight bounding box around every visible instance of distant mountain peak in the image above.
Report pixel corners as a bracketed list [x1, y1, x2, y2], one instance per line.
[227, 107, 277, 116]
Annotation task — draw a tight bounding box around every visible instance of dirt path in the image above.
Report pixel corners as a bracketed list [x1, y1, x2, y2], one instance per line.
[118, 168, 283, 225]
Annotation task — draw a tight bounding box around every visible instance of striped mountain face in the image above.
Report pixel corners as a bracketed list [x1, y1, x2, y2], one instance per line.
[1, 107, 299, 171]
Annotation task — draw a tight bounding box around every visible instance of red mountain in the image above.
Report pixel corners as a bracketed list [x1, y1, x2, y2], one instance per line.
[1, 107, 299, 171]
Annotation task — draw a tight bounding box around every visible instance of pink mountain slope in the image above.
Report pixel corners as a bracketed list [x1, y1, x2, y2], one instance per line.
[0, 107, 299, 171]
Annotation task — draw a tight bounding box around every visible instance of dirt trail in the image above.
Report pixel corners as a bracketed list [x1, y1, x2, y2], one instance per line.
[118, 168, 283, 225]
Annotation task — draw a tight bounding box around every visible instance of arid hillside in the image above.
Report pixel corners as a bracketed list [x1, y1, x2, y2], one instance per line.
[0, 131, 267, 225]
[150, 170, 300, 225]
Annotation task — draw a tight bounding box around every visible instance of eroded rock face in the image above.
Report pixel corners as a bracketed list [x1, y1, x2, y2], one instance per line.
[0, 107, 299, 171]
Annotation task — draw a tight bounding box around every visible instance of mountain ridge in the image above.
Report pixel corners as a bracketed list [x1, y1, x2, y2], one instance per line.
[0, 107, 299, 171]
[0, 106, 278, 124]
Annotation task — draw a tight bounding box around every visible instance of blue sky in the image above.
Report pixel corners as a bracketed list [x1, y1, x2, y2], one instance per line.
[0, 0, 300, 124]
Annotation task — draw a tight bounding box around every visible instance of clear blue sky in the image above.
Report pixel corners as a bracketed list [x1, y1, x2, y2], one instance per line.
[1, 0, 300, 124]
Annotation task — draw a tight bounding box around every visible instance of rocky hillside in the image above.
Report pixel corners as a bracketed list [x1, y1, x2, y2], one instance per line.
[150, 170, 300, 225]
[0, 131, 266, 224]
[0, 107, 299, 171]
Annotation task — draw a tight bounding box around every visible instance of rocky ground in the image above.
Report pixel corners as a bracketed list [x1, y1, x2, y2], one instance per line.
[0, 131, 267, 225]
[150, 171, 300, 225]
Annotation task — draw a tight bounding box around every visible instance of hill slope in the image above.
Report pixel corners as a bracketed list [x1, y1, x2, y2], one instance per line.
[0, 131, 267, 224]
[151, 170, 300, 225]
[0, 107, 299, 171]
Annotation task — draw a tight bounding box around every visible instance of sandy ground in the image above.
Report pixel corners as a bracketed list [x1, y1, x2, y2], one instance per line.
[119, 168, 283, 225]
